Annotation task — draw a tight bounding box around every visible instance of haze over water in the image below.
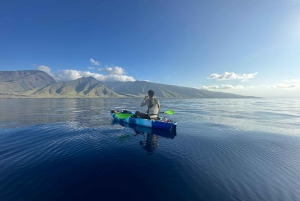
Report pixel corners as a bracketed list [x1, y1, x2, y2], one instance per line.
[0, 98, 300, 201]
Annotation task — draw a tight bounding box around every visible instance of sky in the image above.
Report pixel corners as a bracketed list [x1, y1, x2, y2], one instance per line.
[0, 0, 300, 98]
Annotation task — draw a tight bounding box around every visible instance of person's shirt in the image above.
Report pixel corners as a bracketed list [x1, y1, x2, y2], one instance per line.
[141, 97, 160, 114]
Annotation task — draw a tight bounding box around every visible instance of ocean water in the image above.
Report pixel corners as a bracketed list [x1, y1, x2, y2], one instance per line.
[0, 98, 300, 201]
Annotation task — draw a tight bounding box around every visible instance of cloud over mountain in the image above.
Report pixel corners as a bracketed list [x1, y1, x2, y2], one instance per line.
[208, 72, 257, 82]
[37, 65, 51, 73]
[36, 65, 55, 77]
[36, 66, 135, 82]
[56, 69, 135, 82]
[98, 67, 124, 75]
[200, 85, 244, 90]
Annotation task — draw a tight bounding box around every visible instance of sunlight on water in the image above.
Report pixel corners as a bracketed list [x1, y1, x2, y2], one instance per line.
[165, 98, 300, 136]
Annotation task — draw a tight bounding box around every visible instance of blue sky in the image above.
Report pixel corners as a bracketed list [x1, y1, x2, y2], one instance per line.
[1, 0, 300, 97]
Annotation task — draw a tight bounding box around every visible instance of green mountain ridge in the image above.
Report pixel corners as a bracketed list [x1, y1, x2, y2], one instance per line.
[0, 70, 56, 93]
[0, 70, 258, 98]
[30, 77, 121, 98]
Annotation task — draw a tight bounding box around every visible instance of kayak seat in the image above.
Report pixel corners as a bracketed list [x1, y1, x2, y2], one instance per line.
[122, 110, 132, 114]
[148, 114, 158, 120]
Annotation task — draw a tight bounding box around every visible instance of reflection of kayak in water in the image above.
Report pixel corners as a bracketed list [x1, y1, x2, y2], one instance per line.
[111, 109, 177, 131]
[114, 120, 176, 155]
[112, 119, 177, 139]
[140, 133, 158, 155]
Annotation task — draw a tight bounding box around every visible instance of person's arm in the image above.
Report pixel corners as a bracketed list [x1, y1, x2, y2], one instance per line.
[140, 96, 148, 107]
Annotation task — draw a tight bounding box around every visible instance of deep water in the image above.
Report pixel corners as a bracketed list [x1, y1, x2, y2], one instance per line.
[0, 98, 300, 201]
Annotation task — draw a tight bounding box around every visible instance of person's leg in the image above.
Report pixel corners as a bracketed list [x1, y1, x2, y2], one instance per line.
[139, 113, 149, 119]
[135, 111, 149, 119]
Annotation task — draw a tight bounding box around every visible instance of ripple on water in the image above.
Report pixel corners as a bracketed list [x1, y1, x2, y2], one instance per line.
[1, 99, 300, 201]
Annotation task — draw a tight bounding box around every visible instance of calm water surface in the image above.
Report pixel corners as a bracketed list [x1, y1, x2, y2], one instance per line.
[0, 98, 300, 201]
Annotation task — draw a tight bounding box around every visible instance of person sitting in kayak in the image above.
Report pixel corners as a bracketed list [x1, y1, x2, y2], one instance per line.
[135, 90, 160, 119]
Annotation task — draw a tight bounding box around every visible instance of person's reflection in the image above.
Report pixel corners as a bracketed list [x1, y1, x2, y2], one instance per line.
[134, 131, 158, 155]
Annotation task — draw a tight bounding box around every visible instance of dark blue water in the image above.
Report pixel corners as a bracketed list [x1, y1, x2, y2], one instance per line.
[1, 99, 300, 201]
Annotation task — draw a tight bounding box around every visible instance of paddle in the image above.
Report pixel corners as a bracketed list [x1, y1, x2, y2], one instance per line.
[115, 113, 133, 119]
[115, 110, 174, 119]
[162, 110, 174, 115]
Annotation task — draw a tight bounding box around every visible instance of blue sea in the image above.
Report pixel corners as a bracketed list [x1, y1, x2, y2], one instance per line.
[0, 98, 300, 201]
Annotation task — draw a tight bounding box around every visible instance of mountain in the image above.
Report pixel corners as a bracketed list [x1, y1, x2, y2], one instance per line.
[0, 70, 258, 98]
[31, 77, 121, 98]
[104, 81, 253, 98]
[0, 70, 56, 93]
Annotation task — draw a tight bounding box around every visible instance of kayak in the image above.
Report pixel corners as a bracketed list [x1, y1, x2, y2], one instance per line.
[111, 109, 177, 131]
[111, 110, 177, 131]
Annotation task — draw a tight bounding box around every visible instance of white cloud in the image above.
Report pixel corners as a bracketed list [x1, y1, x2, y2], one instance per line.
[208, 72, 257, 82]
[200, 85, 244, 90]
[200, 85, 219, 90]
[36, 65, 56, 77]
[55, 69, 135, 82]
[270, 79, 300, 90]
[87, 67, 94, 70]
[90, 58, 100, 66]
[36, 64, 134, 82]
[98, 66, 125, 75]
[222, 85, 244, 89]
[37, 65, 51, 74]
[271, 84, 300, 89]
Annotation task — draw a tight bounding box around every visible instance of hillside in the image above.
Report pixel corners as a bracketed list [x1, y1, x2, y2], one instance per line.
[0, 70, 56, 93]
[30, 77, 121, 98]
[104, 81, 252, 98]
